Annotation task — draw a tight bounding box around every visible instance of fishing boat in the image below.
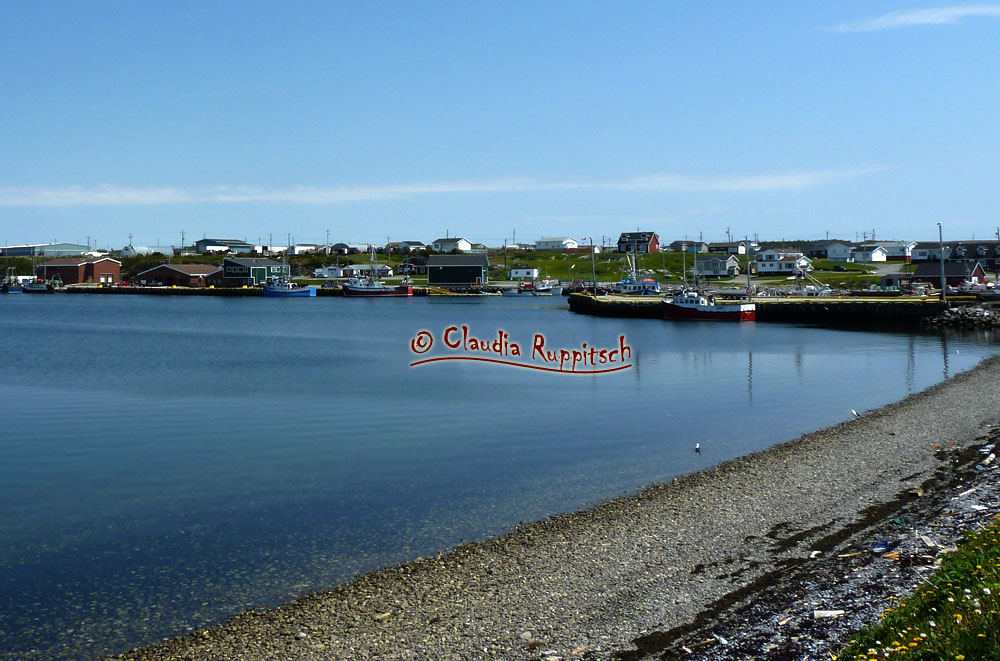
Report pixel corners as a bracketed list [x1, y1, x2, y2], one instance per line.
[501, 279, 563, 296]
[613, 275, 661, 295]
[612, 254, 660, 295]
[262, 276, 316, 297]
[22, 278, 55, 294]
[342, 248, 414, 297]
[2, 267, 22, 294]
[662, 290, 756, 321]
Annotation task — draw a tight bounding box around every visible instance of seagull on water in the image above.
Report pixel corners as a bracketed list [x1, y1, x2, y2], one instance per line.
[695, 443, 701, 454]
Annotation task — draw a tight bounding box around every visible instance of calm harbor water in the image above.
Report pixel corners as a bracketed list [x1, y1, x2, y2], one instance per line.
[1, 294, 997, 660]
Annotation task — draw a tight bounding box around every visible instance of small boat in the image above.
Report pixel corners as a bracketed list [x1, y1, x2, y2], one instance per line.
[2, 267, 22, 294]
[501, 279, 563, 296]
[22, 278, 55, 294]
[262, 276, 316, 297]
[342, 248, 413, 297]
[662, 290, 756, 321]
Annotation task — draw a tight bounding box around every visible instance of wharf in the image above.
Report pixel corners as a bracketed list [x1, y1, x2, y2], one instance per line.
[567, 293, 950, 325]
[61, 286, 440, 297]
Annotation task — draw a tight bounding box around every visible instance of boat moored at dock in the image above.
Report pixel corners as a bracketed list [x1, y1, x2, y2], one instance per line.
[262, 277, 316, 297]
[501, 279, 563, 296]
[342, 247, 414, 297]
[662, 290, 756, 321]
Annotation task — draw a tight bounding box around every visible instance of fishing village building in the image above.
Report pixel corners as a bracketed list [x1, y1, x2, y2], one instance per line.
[617, 232, 660, 253]
[694, 255, 742, 278]
[755, 248, 813, 274]
[534, 237, 579, 251]
[427, 254, 489, 287]
[3, 242, 92, 257]
[212, 258, 289, 287]
[37, 257, 122, 285]
[194, 238, 255, 254]
[430, 237, 473, 253]
[134, 264, 222, 287]
[909, 261, 988, 287]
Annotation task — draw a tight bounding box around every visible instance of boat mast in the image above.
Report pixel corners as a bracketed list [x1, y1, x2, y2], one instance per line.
[745, 235, 752, 300]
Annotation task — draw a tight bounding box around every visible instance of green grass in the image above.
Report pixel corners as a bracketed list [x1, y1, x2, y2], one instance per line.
[836, 514, 1000, 660]
[811, 259, 870, 272]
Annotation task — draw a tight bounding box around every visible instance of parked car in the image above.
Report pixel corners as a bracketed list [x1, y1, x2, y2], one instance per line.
[833, 265, 847, 272]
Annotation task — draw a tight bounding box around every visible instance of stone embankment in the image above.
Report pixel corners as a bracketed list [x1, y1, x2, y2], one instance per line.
[925, 304, 1000, 329]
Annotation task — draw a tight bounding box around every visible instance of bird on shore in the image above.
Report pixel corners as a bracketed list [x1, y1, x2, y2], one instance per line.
[851, 409, 859, 417]
[695, 443, 701, 454]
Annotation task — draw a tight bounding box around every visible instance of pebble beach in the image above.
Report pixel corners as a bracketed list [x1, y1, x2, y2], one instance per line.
[110, 355, 1000, 661]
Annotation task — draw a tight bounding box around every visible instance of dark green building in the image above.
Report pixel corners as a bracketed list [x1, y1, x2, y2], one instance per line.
[220, 258, 289, 286]
[427, 254, 489, 287]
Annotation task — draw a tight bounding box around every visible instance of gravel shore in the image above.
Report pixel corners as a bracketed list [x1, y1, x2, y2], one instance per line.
[111, 356, 1000, 661]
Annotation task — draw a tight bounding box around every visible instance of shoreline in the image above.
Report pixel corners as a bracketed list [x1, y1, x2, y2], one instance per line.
[110, 356, 1000, 660]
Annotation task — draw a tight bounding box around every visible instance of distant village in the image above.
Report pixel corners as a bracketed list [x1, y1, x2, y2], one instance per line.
[2, 231, 997, 290]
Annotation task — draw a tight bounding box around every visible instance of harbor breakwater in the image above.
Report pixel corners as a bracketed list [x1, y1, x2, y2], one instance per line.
[567, 293, 951, 325]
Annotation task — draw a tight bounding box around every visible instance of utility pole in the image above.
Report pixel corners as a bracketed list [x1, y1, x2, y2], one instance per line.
[682, 235, 687, 287]
[938, 222, 947, 304]
[591, 237, 597, 292]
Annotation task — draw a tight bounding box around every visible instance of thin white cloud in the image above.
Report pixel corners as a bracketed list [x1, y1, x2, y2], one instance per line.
[832, 5, 1000, 32]
[0, 168, 885, 207]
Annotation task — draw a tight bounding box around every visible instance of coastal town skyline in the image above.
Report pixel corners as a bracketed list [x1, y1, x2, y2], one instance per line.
[2, 3, 998, 247]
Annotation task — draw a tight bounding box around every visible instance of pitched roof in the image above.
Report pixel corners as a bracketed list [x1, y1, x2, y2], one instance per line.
[913, 261, 985, 277]
[41, 256, 122, 266]
[427, 254, 489, 266]
[135, 263, 223, 277]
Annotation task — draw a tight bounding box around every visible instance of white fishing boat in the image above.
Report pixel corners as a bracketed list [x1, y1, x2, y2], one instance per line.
[501, 279, 563, 296]
[342, 248, 414, 297]
[262, 276, 316, 297]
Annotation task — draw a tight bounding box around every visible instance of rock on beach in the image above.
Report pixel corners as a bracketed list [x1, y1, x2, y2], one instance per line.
[110, 356, 1000, 661]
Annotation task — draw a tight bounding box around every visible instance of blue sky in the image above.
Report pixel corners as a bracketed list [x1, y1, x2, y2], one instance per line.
[1, 2, 998, 249]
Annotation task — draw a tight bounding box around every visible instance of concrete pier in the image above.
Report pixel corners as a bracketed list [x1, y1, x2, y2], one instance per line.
[567, 293, 950, 325]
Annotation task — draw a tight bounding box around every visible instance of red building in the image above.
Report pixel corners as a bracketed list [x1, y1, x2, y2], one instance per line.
[38, 257, 122, 284]
[617, 231, 660, 253]
[134, 263, 222, 286]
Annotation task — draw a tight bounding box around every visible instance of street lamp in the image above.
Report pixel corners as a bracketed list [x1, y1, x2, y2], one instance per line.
[938, 222, 947, 303]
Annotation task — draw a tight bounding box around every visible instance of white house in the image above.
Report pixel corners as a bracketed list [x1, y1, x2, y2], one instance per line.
[535, 237, 579, 251]
[707, 241, 754, 255]
[756, 248, 813, 274]
[431, 237, 473, 253]
[826, 242, 854, 262]
[873, 241, 917, 261]
[694, 255, 741, 277]
[509, 267, 540, 280]
[851, 245, 887, 263]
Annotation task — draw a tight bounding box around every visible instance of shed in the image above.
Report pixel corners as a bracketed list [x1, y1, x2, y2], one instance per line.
[911, 261, 988, 286]
[37, 257, 122, 284]
[134, 263, 222, 287]
[217, 258, 289, 286]
[427, 254, 489, 287]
